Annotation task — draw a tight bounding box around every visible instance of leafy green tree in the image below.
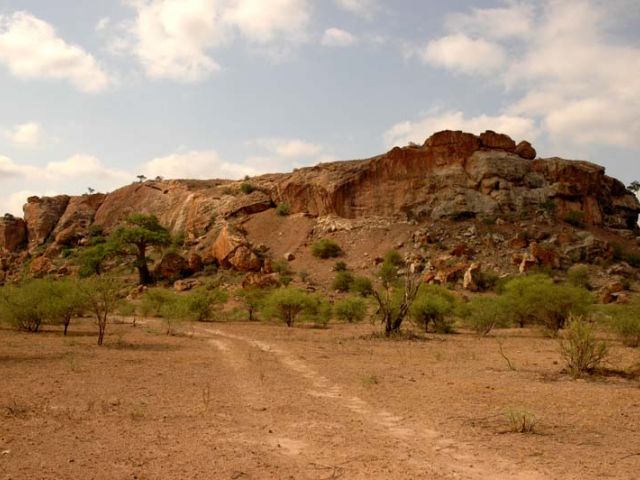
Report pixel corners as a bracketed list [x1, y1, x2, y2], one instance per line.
[460, 296, 509, 336]
[410, 285, 456, 333]
[502, 274, 592, 333]
[335, 297, 367, 323]
[350, 276, 373, 297]
[78, 277, 124, 345]
[262, 288, 315, 327]
[332, 271, 354, 292]
[109, 214, 172, 285]
[0, 280, 53, 332]
[237, 287, 269, 321]
[180, 287, 228, 322]
[47, 279, 86, 336]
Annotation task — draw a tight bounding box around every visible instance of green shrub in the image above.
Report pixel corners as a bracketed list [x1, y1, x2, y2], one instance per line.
[182, 287, 228, 322]
[0, 280, 59, 332]
[599, 301, 640, 347]
[303, 296, 332, 328]
[332, 271, 354, 292]
[567, 264, 590, 289]
[460, 296, 509, 336]
[560, 315, 607, 377]
[240, 182, 254, 194]
[350, 276, 373, 297]
[540, 199, 557, 215]
[272, 259, 291, 275]
[475, 270, 500, 292]
[563, 210, 585, 228]
[237, 288, 269, 321]
[410, 285, 456, 333]
[335, 297, 367, 323]
[334, 261, 348, 272]
[311, 239, 342, 259]
[275, 203, 290, 216]
[262, 288, 316, 327]
[384, 250, 404, 267]
[501, 274, 592, 333]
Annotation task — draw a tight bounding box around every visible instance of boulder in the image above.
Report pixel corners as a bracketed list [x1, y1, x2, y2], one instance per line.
[519, 253, 538, 273]
[212, 225, 261, 271]
[154, 252, 189, 281]
[435, 263, 468, 285]
[228, 246, 262, 272]
[23, 195, 70, 248]
[174, 278, 201, 292]
[463, 262, 481, 291]
[479, 130, 516, 152]
[600, 281, 625, 304]
[0, 216, 27, 252]
[52, 194, 106, 246]
[187, 253, 203, 273]
[30, 256, 53, 278]
[284, 252, 296, 261]
[242, 273, 280, 289]
[515, 141, 536, 160]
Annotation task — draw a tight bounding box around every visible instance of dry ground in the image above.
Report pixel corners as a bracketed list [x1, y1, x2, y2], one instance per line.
[1, 319, 639, 480]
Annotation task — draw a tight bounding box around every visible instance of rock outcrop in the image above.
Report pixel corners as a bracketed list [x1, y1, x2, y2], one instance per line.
[23, 195, 70, 248]
[3, 129, 639, 278]
[0, 215, 27, 252]
[267, 130, 639, 229]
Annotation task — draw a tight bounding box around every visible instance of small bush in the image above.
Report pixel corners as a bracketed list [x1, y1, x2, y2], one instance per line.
[262, 288, 316, 327]
[410, 285, 456, 334]
[272, 259, 291, 275]
[460, 296, 509, 336]
[334, 261, 348, 272]
[506, 408, 537, 433]
[335, 297, 367, 323]
[240, 182, 254, 194]
[275, 203, 290, 216]
[600, 300, 640, 347]
[311, 239, 342, 259]
[475, 270, 500, 292]
[350, 276, 374, 297]
[563, 210, 585, 228]
[567, 264, 590, 289]
[384, 250, 404, 267]
[501, 274, 592, 332]
[540, 199, 556, 215]
[560, 315, 607, 377]
[332, 271, 354, 292]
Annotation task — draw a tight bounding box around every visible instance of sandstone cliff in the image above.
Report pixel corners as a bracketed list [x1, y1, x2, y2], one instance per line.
[2, 130, 639, 282]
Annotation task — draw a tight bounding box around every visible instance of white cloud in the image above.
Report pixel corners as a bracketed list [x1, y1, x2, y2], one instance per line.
[141, 149, 255, 179]
[95, 17, 110, 32]
[5, 122, 42, 147]
[335, 0, 378, 18]
[46, 154, 130, 180]
[0, 11, 112, 92]
[224, 0, 310, 44]
[123, 0, 226, 82]
[321, 28, 358, 47]
[251, 138, 322, 157]
[411, 0, 640, 151]
[384, 110, 538, 148]
[421, 33, 506, 75]
[121, 0, 311, 81]
[445, 3, 534, 40]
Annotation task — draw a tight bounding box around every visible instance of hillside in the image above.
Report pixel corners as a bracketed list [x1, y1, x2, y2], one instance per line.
[0, 129, 639, 291]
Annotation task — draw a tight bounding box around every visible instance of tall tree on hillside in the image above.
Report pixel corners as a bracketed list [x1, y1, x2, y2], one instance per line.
[110, 214, 171, 285]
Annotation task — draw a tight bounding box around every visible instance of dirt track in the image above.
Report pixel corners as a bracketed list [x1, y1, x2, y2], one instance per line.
[1, 321, 639, 479]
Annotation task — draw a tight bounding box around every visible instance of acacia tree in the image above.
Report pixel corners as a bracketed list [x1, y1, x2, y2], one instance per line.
[110, 214, 171, 285]
[79, 276, 123, 345]
[371, 251, 422, 336]
[48, 279, 86, 336]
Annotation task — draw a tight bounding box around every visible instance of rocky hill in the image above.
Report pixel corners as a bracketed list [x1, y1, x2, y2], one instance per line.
[1, 130, 639, 292]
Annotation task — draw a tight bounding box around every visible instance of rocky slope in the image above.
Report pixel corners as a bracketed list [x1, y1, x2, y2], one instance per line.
[1, 130, 639, 288]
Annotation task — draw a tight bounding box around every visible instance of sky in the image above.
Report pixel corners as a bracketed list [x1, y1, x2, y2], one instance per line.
[0, 0, 638, 216]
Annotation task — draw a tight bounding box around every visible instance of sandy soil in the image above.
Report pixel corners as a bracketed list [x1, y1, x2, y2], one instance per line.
[1, 320, 639, 480]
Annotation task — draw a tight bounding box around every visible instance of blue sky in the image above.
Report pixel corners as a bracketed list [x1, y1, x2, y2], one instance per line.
[0, 0, 638, 215]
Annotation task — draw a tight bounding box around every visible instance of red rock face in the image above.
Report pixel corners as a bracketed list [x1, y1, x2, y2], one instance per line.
[23, 195, 70, 248]
[479, 130, 516, 152]
[0, 216, 27, 252]
[515, 141, 536, 160]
